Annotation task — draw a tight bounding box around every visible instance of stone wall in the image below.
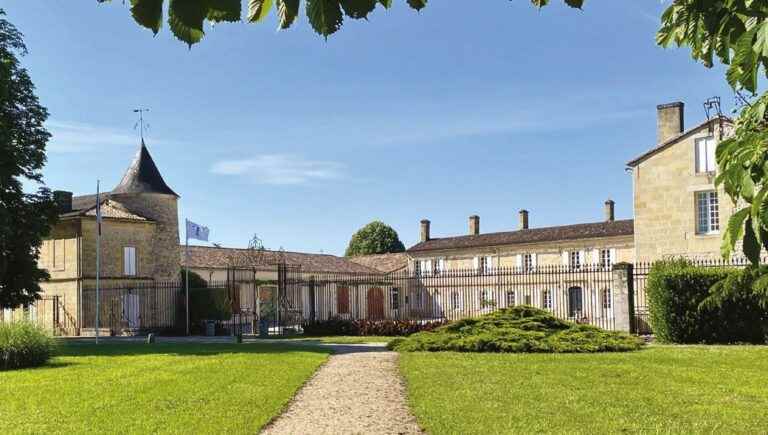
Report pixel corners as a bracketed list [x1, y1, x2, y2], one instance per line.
[408, 235, 635, 270]
[80, 219, 156, 278]
[633, 122, 735, 261]
[109, 192, 180, 280]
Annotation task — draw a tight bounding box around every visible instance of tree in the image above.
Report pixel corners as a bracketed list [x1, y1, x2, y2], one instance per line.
[97, 0, 586, 45]
[345, 221, 405, 257]
[0, 10, 58, 309]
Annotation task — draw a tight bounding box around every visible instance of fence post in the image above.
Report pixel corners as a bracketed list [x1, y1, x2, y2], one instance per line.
[612, 263, 635, 333]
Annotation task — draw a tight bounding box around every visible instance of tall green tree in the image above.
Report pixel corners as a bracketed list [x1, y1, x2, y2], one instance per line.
[345, 221, 405, 257]
[0, 9, 58, 309]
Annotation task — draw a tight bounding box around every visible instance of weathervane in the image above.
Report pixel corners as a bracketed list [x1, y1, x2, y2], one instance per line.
[133, 108, 150, 141]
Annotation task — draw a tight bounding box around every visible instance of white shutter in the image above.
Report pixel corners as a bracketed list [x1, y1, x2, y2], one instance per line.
[695, 139, 705, 173]
[473, 257, 480, 271]
[562, 251, 569, 266]
[592, 249, 600, 266]
[425, 260, 432, 276]
[516, 254, 523, 269]
[531, 253, 537, 271]
[609, 248, 617, 266]
[579, 251, 586, 267]
[707, 138, 716, 172]
[486, 256, 493, 272]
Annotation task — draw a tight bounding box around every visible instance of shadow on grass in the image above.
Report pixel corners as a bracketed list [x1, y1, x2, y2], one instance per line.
[55, 341, 333, 358]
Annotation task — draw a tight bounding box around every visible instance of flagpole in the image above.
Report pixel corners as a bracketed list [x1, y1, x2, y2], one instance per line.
[95, 180, 101, 344]
[185, 219, 190, 336]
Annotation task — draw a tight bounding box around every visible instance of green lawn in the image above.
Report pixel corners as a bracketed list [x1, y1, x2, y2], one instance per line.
[0, 342, 329, 434]
[399, 345, 768, 434]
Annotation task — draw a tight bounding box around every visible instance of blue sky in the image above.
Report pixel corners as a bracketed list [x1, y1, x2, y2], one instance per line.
[6, 1, 735, 255]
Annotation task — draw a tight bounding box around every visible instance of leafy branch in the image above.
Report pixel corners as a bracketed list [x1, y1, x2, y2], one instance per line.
[99, 0, 585, 45]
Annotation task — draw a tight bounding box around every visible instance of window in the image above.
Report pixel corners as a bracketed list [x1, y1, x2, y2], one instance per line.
[419, 260, 432, 276]
[542, 290, 553, 310]
[390, 288, 400, 310]
[599, 249, 613, 270]
[480, 289, 494, 308]
[451, 291, 461, 310]
[123, 246, 137, 276]
[602, 289, 612, 310]
[434, 258, 446, 275]
[476, 256, 492, 274]
[505, 290, 516, 307]
[569, 251, 581, 270]
[524, 294, 532, 305]
[695, 136, 717, 173]
[414, 261, 421, 276]
[517, 253, 535, 272]
[696, 191, 720, 234]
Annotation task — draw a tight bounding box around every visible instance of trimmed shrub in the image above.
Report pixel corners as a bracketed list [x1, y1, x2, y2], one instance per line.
[301, 318, 446, 337]
[388, 306, 643, 353]
[647, 260, 768, 344]
[0, 321, 56, 370]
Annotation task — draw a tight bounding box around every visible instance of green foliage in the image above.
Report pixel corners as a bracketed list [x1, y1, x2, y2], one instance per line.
[717, 92, 768, 262]
[98, 0, 586, 44]
[658, 1, 768, 93]
[388, 306, 643, 353]
[344, 220, 405, 257]
[301, 317, 445, 336]
[647, 259, 768, 344]
[0, 10, 58, 309]
[0, 321, 55, 370]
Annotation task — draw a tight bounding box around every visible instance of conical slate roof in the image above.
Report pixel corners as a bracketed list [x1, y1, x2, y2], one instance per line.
[112, 140, 178, 197]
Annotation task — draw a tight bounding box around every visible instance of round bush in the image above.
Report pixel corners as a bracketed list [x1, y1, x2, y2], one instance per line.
[0, 321, 56, 370]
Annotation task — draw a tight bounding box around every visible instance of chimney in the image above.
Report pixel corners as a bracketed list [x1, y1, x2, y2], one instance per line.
[604, 199, 615, 222]
[657, 102, 684, 143]
[519, 210, 529, 230]
[53, 190, 73, 213]
[469, 215, 480, 236]
[420, 219, 431, 243]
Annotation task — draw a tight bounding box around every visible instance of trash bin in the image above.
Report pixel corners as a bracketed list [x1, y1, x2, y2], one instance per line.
[205, 320, 216, 337]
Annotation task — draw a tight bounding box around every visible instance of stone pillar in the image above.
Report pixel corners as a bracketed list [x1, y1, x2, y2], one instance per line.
[612, 263, 635, 333]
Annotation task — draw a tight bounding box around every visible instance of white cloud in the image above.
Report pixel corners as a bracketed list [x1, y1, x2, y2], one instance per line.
[45, 120, 165, 153]
[210, 154, 345, 185]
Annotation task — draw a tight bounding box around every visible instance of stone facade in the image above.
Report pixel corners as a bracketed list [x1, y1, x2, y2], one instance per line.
[109, 193, 179, 279]
[630, 116, 734, 261]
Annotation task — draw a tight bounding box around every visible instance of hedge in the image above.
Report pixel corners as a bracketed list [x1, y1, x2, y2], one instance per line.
[301, 318, 446, 337]
[0, 321, 56, 370]
[647, 259, 768, 344]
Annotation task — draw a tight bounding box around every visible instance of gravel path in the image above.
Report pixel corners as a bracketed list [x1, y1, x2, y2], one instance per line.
[261, 344, 423, 435]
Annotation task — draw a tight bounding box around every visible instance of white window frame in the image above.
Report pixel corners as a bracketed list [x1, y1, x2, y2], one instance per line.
[522, 253, 535, 272]
[569, 251, 581, 270]
[505, 290, 516, 307]
[451, 291, 461, 310]
[434, 258, 446, 275]
[390, 288, 400, 311]
[123, 246, 137, 276]
[542, 289, 553, 310]
[696, 190, 720, 235]
[602, 288, 612, 310]
[695, 136, 717, 174]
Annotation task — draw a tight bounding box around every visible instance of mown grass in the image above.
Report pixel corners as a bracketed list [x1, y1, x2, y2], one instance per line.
[399, 345, 768, 434]
[0, 342, 329, 434]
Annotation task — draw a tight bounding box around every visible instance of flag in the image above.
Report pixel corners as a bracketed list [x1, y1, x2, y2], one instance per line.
[186, 219, 210, 242]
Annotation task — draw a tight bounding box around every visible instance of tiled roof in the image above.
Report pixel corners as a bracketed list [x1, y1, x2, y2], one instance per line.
[408, 219, 634, 253]
[626, 116, 732, 167]
[181, 245, 380, 273]
[71, 193, 110, 212]
[348, 253, 409, 273]
[60, 199, 151, 221]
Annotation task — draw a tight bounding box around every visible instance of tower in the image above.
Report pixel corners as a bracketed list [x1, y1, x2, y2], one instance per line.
[110, 140, 180, 280]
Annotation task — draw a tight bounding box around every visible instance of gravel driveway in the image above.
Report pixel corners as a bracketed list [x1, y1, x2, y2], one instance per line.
[261, 344, 423, 435]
